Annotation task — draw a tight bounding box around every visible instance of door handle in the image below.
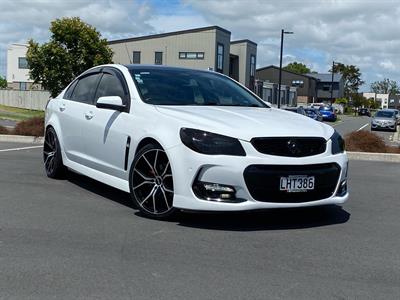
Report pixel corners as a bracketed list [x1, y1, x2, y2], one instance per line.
[59, 103, 66, 112]
[84, 111, 94, 120]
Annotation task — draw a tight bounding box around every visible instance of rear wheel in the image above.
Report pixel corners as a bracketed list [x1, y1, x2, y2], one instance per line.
[129, 143, 176, 219]
[43, 127, 66, 178]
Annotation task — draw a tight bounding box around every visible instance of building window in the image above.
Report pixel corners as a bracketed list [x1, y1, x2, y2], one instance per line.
[216, 43, 224, 73]
[18, 57, 29, 69]
[249, 54, 256, 90]
[322, 84, 330, 91]
[250, 55, 256, 77]
[155, 52, 163, 65]
[292, 80, 304, 87]
[19, 82, 27, 90]
[132, 51, 141, 64]
[179, 52, 205, 59]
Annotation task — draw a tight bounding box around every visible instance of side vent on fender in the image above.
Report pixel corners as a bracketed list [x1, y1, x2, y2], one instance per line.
[124, 136, 131, 171]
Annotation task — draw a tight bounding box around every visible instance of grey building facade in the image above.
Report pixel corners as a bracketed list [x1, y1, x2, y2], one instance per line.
[306, 73, 344, 102]
[256, 66, 318, 104]
[108, 26, 257, 89]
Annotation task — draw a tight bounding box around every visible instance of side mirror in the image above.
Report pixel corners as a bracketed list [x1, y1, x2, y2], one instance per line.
[96, 96, 126, 111]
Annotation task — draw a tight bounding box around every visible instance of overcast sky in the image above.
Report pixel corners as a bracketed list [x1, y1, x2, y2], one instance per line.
[1, 0, 399, 91]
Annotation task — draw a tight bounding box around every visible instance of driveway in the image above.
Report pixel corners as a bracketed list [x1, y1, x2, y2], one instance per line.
[0, 145, 399, 299]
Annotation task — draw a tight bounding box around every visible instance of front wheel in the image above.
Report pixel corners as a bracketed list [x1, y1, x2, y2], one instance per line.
[129, 143, 176, 219]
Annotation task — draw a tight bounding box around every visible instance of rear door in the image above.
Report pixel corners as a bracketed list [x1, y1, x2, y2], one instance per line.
[83, 68, 131, 179]
[58, 71, 101, 164]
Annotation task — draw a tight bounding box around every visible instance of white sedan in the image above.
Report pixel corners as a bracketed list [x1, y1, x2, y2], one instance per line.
[44, 64, 349, 219]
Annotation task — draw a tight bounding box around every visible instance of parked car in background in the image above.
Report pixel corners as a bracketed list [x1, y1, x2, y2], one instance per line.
[43, 64, 349, 219]
[284, 106, 307, 116]
[371, 110, 398, 132]
[305, 108, 323, 121]
[319, 106, 337, 121]
[358, 108, 371, 117]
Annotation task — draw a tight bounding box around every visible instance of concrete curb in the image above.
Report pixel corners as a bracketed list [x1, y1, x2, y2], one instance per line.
[0, 134, 44, 144]
[347, 151, 400, 163]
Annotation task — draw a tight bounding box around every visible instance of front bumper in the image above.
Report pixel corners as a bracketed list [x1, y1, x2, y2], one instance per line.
[167, 140, 349, 211]
[371, 122, 396, 130]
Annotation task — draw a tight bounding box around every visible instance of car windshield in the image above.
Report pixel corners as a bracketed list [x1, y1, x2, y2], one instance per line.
[375, 111, 394, 118]
[130, 67, 267, 107]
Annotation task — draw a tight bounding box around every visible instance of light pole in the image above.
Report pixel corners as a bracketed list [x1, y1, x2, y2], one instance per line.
[277, 29, 293, 108]
[331, 61, 335, 103]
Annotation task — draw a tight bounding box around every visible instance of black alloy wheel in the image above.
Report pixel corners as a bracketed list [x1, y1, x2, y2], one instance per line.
[130, 143, 176, 219]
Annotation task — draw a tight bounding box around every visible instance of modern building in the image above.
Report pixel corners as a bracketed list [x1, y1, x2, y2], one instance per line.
[363, 92, 393, 109]
[256, 65, 318, 104]
[306, 73, 344, 102]
[255, 80, 297, 107]
[6, 43, 36, 90]
[256, 66, 345, 105]
[108, 26, 257, 90]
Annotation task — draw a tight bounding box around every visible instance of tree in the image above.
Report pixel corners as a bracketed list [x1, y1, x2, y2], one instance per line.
[349, 93, 366, 115]
[0, 76, 7, 89]
[27, 17, 113, 97]
[331, 63, 364, 97]
[370, 78, 400, 94]
[283, 62, 312, 74]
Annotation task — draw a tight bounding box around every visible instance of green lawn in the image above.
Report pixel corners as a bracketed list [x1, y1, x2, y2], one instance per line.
[0, 104, 44, 121]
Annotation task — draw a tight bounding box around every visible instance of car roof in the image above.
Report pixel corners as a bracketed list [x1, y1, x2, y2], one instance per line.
[124, 64, 213, 74]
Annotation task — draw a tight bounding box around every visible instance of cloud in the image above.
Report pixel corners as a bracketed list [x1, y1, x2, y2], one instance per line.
[1, 0, 400, 91]
[184, 0, 400, 90]
[0, 0, 155, 76]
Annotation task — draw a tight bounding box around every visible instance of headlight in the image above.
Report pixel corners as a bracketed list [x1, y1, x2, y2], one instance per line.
[180, 128, 246, 156]
[330, 130, 345, 154]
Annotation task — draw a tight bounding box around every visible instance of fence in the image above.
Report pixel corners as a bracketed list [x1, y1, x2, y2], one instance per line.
[0, 89, 50, 111]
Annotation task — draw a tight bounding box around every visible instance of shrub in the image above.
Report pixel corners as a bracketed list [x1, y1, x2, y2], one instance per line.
[13, 117, 44, 137]
[345, 130, 400, 153]
[0, 125, 10, 134]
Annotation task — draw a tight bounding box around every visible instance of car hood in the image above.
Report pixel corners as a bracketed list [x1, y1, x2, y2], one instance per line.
[155, 106, 334, 141]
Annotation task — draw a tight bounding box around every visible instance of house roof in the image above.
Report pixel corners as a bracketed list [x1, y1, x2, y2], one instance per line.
[230, 39, 257, 46]
[108, 26, 231, 45]
[256, 65, 317, 80]
[306, 73, 342, 82]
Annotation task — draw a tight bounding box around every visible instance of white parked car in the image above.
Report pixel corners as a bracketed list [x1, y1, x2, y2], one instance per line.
[44, 64, 349, 219]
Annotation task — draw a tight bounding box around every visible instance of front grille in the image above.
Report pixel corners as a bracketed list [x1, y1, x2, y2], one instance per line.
[251, 137, 326, 157]
[243, 163, 340, 203]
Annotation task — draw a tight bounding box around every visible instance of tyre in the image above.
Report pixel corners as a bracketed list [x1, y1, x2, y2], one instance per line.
[43, 127, 67, 178]
[129, 143, 176, 219]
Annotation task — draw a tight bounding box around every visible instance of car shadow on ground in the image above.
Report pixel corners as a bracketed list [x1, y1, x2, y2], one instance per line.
[67, 172, 351, 231]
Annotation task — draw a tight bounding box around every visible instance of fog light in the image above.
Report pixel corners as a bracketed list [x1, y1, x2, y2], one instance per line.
[193, 181, 237, 202]
[336, 180, 347, 197]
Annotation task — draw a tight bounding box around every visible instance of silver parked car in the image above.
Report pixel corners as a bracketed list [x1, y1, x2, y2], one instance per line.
[385, 109, 399, 122]
[371, 110, 398, 132]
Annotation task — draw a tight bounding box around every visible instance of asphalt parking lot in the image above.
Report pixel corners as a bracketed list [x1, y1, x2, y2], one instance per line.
[1, 144, 400, 299]
[326, 115, 400, 147]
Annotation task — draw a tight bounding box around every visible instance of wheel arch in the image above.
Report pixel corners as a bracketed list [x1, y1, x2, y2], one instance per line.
[134, 137, 163, 156]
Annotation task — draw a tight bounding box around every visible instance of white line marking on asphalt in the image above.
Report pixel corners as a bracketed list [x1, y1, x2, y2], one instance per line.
[357, 123, 369, 131]
[0, 145, 43, 152]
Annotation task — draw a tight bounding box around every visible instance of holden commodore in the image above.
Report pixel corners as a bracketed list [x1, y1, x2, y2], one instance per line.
[44, 64, 349, 219]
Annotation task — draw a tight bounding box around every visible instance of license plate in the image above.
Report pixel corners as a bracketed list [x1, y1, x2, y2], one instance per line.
[280, 175, 315, 192]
